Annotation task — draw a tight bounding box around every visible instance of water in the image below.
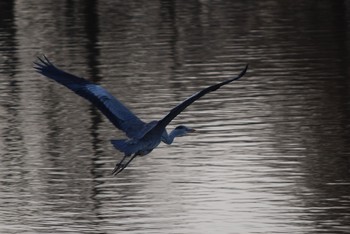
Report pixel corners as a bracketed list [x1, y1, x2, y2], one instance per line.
[0, 1, 350, 233]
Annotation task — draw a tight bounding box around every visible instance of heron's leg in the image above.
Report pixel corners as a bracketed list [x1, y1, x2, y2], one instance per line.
[113, 154, 137, 176]
[112, 154, 129, 175]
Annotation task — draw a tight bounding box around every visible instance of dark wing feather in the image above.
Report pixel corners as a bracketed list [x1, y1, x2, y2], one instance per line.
[34, 56, 145, 138]
[153, 65, 248, 132]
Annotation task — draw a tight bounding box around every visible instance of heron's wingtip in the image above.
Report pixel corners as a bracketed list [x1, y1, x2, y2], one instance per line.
[233, 63, 248, 81]
[34, 54, 52, 65]
[241, 64, 249, 76]
[33, 55, 55, 72]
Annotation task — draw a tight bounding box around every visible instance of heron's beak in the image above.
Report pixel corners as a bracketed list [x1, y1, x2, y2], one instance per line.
[189, 128, 196, 133]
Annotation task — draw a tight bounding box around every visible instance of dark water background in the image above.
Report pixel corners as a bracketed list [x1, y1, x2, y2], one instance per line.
[0, 1, 350, 233]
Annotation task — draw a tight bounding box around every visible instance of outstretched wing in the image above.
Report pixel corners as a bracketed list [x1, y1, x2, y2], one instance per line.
[153, 65, 248, 133]
[34, 56, 145, 138]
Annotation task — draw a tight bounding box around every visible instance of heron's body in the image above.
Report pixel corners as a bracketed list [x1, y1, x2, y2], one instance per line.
[34, 56, 247, 175]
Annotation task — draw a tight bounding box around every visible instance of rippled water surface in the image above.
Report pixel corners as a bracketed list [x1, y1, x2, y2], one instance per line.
[1, 1, 350, 233]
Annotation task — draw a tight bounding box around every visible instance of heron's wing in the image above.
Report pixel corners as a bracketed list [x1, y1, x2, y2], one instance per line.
[153, 65, 248, 132]
[34, 56, 145, 138]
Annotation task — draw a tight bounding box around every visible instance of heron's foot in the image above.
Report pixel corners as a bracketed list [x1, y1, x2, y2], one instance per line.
[112, 154, 137, 176]
[112, 162, 125, 176]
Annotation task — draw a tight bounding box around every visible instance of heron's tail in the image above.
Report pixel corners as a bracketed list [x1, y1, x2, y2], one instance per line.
[111, 139, 138, 156]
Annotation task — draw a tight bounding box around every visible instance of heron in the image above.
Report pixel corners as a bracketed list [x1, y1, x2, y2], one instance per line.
[34, 56, 247, 175]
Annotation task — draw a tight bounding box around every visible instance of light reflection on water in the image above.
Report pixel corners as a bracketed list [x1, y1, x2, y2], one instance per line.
[0, 0, 350, 233]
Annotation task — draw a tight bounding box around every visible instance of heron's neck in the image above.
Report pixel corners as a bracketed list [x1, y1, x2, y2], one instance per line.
[162, 129, 182, 145]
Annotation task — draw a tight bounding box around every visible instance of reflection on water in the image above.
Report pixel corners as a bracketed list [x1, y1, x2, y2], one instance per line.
[0, 0, 350, 233]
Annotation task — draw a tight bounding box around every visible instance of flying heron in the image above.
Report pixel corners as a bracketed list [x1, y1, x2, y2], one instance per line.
[34, 56, 247, 175]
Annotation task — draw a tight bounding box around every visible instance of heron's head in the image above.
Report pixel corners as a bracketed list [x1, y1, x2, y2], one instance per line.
[173, 125, 196, 137]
